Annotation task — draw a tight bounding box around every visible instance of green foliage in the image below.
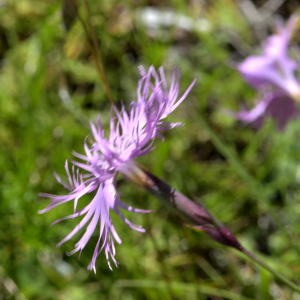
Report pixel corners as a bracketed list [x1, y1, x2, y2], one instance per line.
[0, 0, 300, 299]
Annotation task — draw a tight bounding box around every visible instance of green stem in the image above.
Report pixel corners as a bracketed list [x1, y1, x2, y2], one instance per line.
[241, 248, 300, 293]
[69, 0, 114, 105]
[199, 193, 300, 293]
[82, 0, 114, 105]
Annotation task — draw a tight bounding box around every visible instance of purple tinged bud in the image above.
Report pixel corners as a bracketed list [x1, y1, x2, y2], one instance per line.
[186, 224, 243, 251]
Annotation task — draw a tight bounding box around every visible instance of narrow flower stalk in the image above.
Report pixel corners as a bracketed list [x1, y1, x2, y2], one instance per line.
[67, 0, 114, 105]
[230, 14, 300, 130]
[83, 0, 114, 105]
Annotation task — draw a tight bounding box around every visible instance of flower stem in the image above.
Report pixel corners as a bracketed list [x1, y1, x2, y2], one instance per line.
[197, 197, 300, 294]
[82, 0, 114, 105]
[69, 0, 114, 105]
[241, 248, 300, 294]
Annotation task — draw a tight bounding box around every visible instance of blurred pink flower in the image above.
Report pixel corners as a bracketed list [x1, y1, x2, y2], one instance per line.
[231, 90, 298, 130]
[232, 14, 300, 130]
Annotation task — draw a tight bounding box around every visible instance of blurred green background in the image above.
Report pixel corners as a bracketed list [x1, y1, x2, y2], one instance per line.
[1, 0, 300, 299]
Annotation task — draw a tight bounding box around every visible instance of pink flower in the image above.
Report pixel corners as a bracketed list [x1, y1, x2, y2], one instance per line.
[39, 66, 197, 272]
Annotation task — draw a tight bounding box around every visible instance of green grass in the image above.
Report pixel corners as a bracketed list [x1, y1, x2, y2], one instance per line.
[1, 0, 300, 299]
